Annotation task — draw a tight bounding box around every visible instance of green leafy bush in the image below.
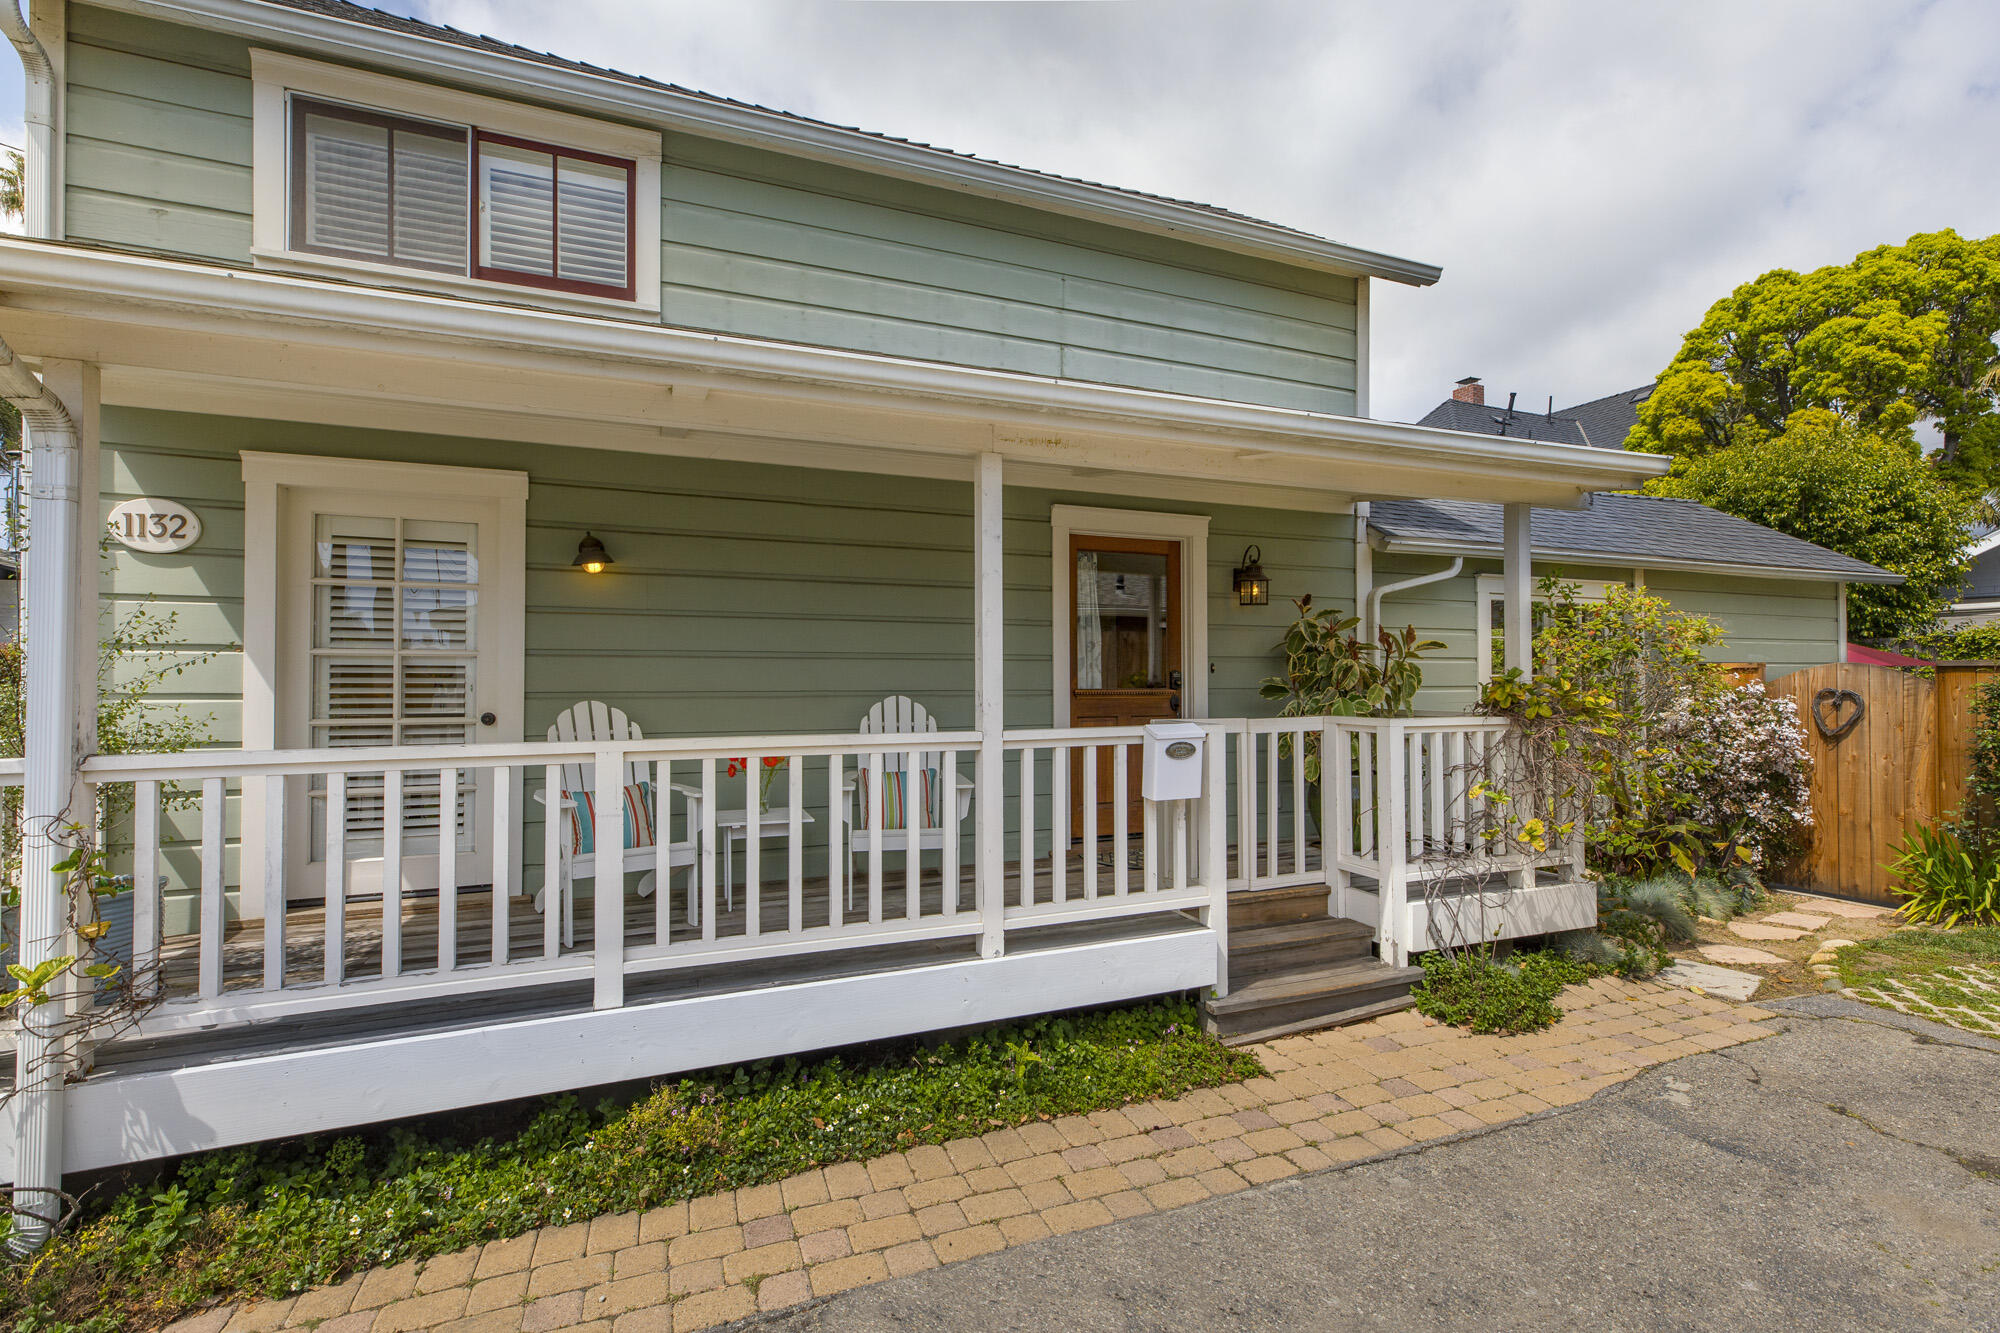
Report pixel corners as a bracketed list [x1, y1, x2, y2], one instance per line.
[1887, 822, 2000, 927]
[1411, 950, 1592, 1035]
[1, 998, 1257, 1332]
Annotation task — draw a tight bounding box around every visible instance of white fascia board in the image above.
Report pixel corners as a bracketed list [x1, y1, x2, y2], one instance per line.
[101, 0, 1440, 287]
[1966, 529, 2000, 558]
[1371, 532, 1904, 585]
[0, 241, 1663, 499]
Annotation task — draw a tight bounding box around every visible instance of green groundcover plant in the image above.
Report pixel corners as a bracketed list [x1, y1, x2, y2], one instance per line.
[2, 997, 1258, 1333]
[1410, 950, 1593, 1036]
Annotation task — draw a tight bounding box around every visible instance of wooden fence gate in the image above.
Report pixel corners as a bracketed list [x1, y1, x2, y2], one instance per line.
[1769, 661, 1997, 903]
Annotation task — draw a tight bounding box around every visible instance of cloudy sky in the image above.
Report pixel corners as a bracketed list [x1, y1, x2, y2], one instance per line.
[6, 0, 1996, 422]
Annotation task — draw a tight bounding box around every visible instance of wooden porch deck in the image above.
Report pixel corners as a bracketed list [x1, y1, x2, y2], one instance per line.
[99, 913, 1206, 1082]
[153, 839, 1319, 999]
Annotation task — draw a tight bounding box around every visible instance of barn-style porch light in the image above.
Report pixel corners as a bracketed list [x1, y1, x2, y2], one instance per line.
[573, 532, 613, 574]
[1232, 545, 1269, 606]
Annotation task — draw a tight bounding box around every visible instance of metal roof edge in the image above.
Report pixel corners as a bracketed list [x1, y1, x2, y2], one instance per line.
[1368, 532, 1905, 585]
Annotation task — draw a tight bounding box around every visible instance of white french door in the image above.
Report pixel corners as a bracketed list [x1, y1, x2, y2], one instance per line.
[275, 482, 522, 899]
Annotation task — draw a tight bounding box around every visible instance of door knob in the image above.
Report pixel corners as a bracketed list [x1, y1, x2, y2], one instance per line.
[1169, 694, 1181, 715]
[479, 712, 497, 726]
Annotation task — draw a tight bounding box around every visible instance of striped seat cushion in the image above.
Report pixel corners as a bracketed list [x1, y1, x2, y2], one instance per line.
[854, 768, 940, 831]
[567, 780, 657, 856]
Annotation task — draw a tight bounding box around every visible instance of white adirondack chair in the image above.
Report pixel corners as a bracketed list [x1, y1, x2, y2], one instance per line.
[840, 695, 975, 906]
[534, 701, 701, 946]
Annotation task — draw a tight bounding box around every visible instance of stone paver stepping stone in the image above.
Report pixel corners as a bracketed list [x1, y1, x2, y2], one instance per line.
[1659, 961, 1763, 1002]
[1700, 943, 1787, 966]
[1761, 911, 1832, 931]
[1729, 921, 1807, 941]
[1795, 898, 1891, 919]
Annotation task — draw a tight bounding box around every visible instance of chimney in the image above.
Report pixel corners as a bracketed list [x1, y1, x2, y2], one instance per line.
[1452, 376, 1484, 405]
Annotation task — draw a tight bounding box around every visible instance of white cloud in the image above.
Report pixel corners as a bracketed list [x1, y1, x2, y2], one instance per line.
[404, 0, 2000, 422]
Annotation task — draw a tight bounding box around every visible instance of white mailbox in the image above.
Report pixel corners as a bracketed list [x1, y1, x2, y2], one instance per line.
[1142, 720, 1207, 802]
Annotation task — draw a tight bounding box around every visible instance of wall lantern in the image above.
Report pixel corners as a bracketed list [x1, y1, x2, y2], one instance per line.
[1232, 545, 1269, 606]
[573, 532, 613, 574]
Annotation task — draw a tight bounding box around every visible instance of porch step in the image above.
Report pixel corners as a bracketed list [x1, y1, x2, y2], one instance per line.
[1228, 916, 1374, 981]
[1204, 956, 1425, 1045]
[1227, 883, 1334, 929]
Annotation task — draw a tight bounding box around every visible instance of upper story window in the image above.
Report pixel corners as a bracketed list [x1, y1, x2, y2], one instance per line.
[290, 98, 635, 299]
[254, 51, 660, 313]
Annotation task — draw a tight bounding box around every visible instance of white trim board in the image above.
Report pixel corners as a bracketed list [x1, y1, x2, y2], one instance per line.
[0, 927, 1215, 1176]
[1050, 505, 1211, 726]
[248, 49, 663, 315]
[0, 241, 1668, 504]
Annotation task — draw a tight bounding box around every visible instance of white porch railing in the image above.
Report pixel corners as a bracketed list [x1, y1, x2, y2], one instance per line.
[63, 725, 1230, 1040]
[1326, 714, 1581, 964]
[1233, 716, 1324, 891]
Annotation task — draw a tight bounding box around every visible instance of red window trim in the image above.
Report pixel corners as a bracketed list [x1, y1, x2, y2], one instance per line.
[471, 130, 637, 302]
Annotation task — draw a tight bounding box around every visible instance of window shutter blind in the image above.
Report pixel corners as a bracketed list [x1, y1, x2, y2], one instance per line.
[479, 142, 556, 277]
[302, 111, 391, 259]
[309, 516, 481, 857]
[392, 128, 470, 269]
[557, 158, 629, 288]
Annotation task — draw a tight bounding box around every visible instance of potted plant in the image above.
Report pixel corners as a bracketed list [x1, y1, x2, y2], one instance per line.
[1258, 595, 1439, 831]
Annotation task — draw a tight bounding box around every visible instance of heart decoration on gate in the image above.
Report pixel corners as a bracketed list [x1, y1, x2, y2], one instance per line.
[1811, 686, 1865, 741]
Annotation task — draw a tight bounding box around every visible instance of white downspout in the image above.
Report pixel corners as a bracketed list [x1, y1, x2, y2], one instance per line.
[1364, 556, 1462, 646]
[0, 0, 58, 239]
[1352, 501, 1372, 623]
[1, 337, 80, 1255]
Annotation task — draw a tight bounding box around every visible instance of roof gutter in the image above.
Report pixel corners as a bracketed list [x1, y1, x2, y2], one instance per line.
[97, 0, 1440, 286]
[1368, 532, 1904, 585]
[0, 240, 1664, 497]
[0, 0, 56, 239]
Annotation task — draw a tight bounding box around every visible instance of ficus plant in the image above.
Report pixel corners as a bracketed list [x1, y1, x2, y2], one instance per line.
[1260, 596, 1439, 724]
[1258, 595, 1440, 816]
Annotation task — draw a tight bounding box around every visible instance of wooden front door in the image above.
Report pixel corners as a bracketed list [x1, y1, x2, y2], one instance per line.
[1068, 534, 1182, 834]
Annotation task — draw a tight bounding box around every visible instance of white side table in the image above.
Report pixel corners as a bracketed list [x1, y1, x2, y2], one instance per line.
[692, 806, 817, 925]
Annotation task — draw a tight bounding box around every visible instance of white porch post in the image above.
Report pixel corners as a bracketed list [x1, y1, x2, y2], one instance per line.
[974, 452, 1005, 959]
[1501, 502, 1533, 678]
[6, 353, 90, 1252]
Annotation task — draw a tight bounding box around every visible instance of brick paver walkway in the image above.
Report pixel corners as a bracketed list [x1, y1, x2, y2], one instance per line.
[167, 978, 1775, 1333]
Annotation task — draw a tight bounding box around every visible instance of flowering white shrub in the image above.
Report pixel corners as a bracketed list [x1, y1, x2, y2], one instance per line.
[1656, 682, 1813, 869]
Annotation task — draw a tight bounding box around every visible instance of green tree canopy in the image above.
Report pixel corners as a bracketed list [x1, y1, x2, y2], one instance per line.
[1647, 410, 1970, 638]
[1628, 230, 2000, 491]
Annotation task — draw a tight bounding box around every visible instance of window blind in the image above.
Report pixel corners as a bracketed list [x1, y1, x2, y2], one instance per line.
[295, 100, 468, 272]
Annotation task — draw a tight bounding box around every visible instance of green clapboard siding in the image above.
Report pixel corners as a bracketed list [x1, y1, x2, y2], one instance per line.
[62, 4, 1359, 413]
[97, 407, 1348, 928]
[64, 6, 255, 263]
[1368, 555, 1845, 713]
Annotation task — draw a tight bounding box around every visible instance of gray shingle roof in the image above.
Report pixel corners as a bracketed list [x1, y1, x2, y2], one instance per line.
[1413, 384, 1653, 450]
[1414, 398, 1588, 446]
[1367, 494, 1903, 584]
[1560, 385, 1654, 450]
[261, 0, 1430, 279]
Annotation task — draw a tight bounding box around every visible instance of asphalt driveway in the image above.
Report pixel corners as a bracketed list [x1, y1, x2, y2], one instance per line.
[749, 999, 2000, 1332]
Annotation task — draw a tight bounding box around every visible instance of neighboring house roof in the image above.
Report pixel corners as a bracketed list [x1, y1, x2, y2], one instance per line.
[1414, 398, 1587, 446]
[1560, 385, 1654, 450]
[1367, 494, 1904, 584]
[232, 0, 1439, 286]
[1414, 384, 1653, 451]
[1849, 643, 1930, 667]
